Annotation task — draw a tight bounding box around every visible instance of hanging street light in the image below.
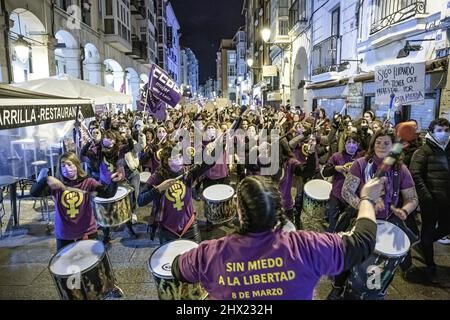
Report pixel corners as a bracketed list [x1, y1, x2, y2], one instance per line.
[14, 35, 30, 63]
[261, 27, 271, 43]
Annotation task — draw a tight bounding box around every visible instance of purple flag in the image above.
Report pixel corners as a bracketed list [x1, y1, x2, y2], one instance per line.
[138, 83, 167, 121]
[148, 64, 182, 107]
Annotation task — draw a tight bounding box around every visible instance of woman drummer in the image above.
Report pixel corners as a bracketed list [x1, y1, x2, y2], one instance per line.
[138, 140, 220, 244]
[258, 134, 317, 230]
[328, 129, 419, 299]
[30, 152, 121, 251]
[171, 175, 385, 300]
[322, 132, 363, 232]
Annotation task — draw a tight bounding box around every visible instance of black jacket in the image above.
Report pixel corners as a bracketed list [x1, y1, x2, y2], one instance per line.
[409, 135, 450, 209]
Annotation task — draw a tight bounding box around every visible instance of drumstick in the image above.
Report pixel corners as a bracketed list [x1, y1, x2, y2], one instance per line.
[64, 186, 89, 194]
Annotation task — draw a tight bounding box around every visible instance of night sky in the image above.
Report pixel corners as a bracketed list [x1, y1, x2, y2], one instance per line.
[170, 0, 245, 84]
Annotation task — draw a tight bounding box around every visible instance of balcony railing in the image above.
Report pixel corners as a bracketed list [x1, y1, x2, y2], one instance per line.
[370, 0, 426, 35]
[127, 35, 148, 61]
[312, 35, 341, 76]
[289, 0, 307, 30]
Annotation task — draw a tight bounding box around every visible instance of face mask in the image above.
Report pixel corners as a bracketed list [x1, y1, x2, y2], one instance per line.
[103, 139, 114, 149]
[92, 131, 102, 143]
[207, 128, 216, 140]
[345, 143, 358, 155]
[434, 132, 450, 144]
[168, 157, 183, 173]
[61, 164, 77, 180]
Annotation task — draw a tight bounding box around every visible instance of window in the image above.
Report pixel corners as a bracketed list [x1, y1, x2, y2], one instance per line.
[279, 19, 289, 36]
[105, 0, 113, 15]
[331, 7, 340, 37]
[105, 18, 115, 33]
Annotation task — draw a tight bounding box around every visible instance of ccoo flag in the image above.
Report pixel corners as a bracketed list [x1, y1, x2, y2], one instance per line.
[147, 64, 182, 107]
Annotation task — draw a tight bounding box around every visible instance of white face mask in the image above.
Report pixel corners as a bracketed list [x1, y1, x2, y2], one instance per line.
[207, 128, 216, 140]
[434, 131, 450, 144]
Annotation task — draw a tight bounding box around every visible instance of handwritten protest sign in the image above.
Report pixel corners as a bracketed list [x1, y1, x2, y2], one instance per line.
[375, 62, 425, 106]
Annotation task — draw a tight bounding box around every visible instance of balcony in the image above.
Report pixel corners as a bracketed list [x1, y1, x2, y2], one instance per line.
[311, 35, 342, 76]
[370, 0, 426, 35]
[289, 0, 307, 30]
[104, 19, 132, 52]
[131, 0, 146, 19]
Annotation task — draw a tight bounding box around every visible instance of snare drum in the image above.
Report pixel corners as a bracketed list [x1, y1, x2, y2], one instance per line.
[92, 187, 132, 227]
[148, 240, 208, 300]
[301, 179, 332, 232]
[48, 240, 116, 300]
[202, 184, 236, 225]
[345, 220, 411, 300]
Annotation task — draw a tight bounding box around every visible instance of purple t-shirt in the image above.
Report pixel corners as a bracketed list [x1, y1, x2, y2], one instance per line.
[52, 178, 102, 240]
[206, 151, 229, 180]
[178, 229, 345, 300]
[328, 151, 360, 201]
[147, 173, 195, 235]
[349, 157, 415, 219]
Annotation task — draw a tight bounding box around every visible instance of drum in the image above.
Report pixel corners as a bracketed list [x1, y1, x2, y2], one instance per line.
[301, 179, 332, 232]
[92, 186, 132, 227]
[345, 220, 411, 300]
[48, 240, 116, 300]
[140, 171, 151, 184]
[148, 240, 207, 300]
[202, 184, 236, 225]
[282, 220, 296, 232]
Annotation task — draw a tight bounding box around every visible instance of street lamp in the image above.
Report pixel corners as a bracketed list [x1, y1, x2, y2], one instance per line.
[261, 27, 271, 43]
[247, 58, 254, 68]
[396, 39, 435, 58]
[260, 27, 292, 51]
[14, 35, 30, 63]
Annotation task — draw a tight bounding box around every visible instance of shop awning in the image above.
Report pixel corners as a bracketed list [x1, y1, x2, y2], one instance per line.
[0, 84, 93, 130]
[10, 74, 133, 105]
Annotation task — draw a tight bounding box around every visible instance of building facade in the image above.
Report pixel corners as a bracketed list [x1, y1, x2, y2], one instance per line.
[234, 29, 248, 105]
[180, 47, 199, 96]
[0, 0, 160, 110]
[243, 0, 449, 130]
[216, 39, 237, 102]
[165, 1, 181, 85]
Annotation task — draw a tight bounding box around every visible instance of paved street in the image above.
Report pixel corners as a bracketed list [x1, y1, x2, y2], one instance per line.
[1, 189, 450, 300]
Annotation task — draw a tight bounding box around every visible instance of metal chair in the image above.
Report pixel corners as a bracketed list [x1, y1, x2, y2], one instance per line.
[17, 180, 52, 224]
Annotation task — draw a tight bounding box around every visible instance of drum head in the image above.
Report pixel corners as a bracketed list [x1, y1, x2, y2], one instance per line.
[282, 220, 296, 232]
[149, 240, 198, 279]
[140, 172, 151, 184]
[203, 184, 234, 202]
[375, 220, 411, 258]
[49, 240, 105, 276]
[94, 186, 128, 203]
[304, 179, 332, 201]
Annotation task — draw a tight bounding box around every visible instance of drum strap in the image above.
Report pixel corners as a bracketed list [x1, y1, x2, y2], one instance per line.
[179, 213, 196, 238]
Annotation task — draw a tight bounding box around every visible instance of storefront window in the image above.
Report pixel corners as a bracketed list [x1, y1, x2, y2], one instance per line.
[366, 95, 436, 131]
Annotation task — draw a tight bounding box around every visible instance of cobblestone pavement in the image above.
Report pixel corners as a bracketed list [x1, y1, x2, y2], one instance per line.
[1, 187, 450, 300]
